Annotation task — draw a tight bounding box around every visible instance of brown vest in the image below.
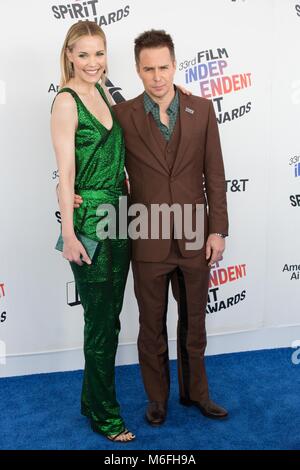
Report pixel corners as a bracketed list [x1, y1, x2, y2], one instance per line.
[148, 114, 182, 242]
[148, 113, 181, 172]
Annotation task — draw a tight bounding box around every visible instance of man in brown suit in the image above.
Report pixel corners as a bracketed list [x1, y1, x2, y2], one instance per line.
[113, 30, 229, 425]
[74, 30, 229, 425]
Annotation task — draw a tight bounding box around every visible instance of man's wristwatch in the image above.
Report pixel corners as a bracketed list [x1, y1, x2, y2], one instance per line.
[212, 233, 227, 238]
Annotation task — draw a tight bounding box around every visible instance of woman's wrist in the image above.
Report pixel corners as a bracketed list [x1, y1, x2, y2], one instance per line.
[62, 231, 76, 241]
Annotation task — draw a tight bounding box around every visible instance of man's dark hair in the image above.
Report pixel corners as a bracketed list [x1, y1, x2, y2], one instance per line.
[134, 29, 175, 64]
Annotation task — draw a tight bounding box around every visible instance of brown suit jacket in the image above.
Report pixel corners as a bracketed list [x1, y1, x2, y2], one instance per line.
[114, 90, 228, 262]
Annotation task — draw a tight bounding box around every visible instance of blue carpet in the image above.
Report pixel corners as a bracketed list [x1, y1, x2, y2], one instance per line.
[0, 348, 299, 450]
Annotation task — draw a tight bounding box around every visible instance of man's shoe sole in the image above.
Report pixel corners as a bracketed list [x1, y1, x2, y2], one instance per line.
[145, 414, 165, 426]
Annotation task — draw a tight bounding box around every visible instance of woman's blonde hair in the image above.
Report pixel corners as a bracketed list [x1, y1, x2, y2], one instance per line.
[60, 20, 107, 87]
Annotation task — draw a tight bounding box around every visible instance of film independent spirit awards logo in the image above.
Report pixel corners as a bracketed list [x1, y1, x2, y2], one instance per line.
[283, 151, 300, 281]
[207, 262, 247, 314]
[289, 155, 300, 179]
[180, 47, 252, 125]
[50, 0, 130, 26]
[289, 155, 300, 208]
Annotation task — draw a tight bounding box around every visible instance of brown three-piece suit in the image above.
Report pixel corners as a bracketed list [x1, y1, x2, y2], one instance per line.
[114, 89, 228, 404]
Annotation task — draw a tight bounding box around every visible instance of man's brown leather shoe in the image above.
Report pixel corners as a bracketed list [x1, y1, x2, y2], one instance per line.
[145, 401, 167, 426]
[180, 397, 228, 419]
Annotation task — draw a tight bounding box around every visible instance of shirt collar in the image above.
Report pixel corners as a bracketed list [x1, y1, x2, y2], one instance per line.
[144, 88, 179, 116]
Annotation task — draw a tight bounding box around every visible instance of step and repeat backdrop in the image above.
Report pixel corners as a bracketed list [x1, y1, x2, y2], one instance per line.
[0, 0, 299, 376]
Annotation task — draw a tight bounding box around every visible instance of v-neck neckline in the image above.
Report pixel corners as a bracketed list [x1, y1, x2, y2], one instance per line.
[66, 84, 114, 132]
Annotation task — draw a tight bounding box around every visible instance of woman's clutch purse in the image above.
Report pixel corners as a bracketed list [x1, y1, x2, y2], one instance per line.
[55, 232, 98, 260]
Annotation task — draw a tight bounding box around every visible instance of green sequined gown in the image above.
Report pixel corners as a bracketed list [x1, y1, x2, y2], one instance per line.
[57, 84, 130, 437]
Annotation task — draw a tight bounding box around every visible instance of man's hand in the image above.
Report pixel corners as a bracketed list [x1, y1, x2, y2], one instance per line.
[125, 177, 130, 195]
[206, 234, 225, 267]
[55, 183, 83, 208]
[74, 193, 83, 208]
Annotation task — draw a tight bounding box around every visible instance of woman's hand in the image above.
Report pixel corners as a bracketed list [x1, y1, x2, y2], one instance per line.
[176, 85, 192, 96]
[63, 235, 91, 266]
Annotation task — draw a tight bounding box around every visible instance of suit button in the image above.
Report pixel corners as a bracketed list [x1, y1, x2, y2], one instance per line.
[170, 176, 175, 182]
[167, 148, 172, 153]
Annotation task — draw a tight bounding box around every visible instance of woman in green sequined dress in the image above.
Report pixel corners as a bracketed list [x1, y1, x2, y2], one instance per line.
[51, 21, 134, 442]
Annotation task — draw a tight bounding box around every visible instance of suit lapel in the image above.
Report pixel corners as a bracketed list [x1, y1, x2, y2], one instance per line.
[132, 95, 170, 174]
[172, 92, 195, 176]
